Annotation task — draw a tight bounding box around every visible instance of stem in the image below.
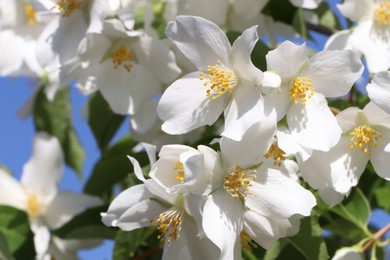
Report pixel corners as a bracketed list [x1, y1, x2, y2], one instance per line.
[305, 21, 337, 36]
[362, 223, 390, 252]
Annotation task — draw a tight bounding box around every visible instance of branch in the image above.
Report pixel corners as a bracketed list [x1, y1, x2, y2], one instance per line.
[305, 21, 337, 36]
[362, 223, 390, 252]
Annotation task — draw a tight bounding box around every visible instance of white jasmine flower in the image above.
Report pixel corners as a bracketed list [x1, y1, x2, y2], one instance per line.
[337, 0, 390, 72]
[0, 133, 102, 258]
[265, 41, 363, 152]
[299, 102, 390, 206]
[158, 15, 280, 141]
[332, 247, 363, 260]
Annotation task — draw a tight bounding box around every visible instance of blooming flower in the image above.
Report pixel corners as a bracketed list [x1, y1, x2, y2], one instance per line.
[0, 133, 102, 259]
[264, 40, 363, 152]
[158, 15, 281, 141]
[337, 0, 390, 72]
[298, 102, 390, 206]
[101, 153, 220, 259]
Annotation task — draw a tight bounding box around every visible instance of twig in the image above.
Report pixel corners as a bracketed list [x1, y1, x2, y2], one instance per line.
[362, 223, 390, 252]
[305, 21, 337, 36]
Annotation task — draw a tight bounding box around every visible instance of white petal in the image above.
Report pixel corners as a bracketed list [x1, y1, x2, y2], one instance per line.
[370, 128, 390, 180]
[247, 168, 316, 219]
[349, 21, 390, 73]
[336, 107, 362, 133]
[0, 30, 24, 75]
[318, 188, 346, 208]
[45, 191, 102, 229]
[221, 112, 276, 170]
[21, 133, 63, 201]
[31, 222, 51, 258]
[266, 41, 307, 80]
[158, 72, 227, 135]
[0, 169, 25, 210]
[222, 82, 265, 141]
[363, 102, 390, 129]
[87, 0, 107, 34]
[165, 15, 231, 71]
[290, 0, 322, 9]
[263, 84, 291, 121]
[101, 184, 151, 227]
[261, 71, 282, 95]
[367, 71, 390, 115]
[301, 50, 363, 97]
[231, 26, 264, 86]
[337, 0, 373, 22]
[98, 63, 161, 115]
[324, 30, 353, 51]
[232, 0, 268, 19]
[288, 94, 342, 151]
[276, 126, 313, 161]
[116, 199, 167, 231]
[132, 35, 181, 83]
[202, 189, 244, 259]
[127, 156, 146, 182]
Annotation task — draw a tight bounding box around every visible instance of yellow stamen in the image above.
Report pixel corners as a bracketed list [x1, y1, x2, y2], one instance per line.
[200, 60, 236, 100]
[54, 0, 82, 17]
[24, 4, 37, 25]
[224, 165, 257, 200]
[111, 43, 134, 72]
[374, 1, 390, 26]
[240, 231, 258, 250]
[264, 143, 286, 167]
[290, 76, 315, 106]
[155, 208, 183, 245]
[26, 193, 43, 218]
[349, 125, 382, 156]
[174, 162, 184, 182]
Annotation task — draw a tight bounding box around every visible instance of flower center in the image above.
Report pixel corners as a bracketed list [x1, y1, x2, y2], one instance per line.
[200, 60, 236, 100]
[290, 77, 315, 106]
[264, 143, 286, 167]
[54, 0, 82, 17]
[24, 4, 37, 25]
[374, 1, 390, 26]
[174, 162, 184, 182]
[240, 231, 258, 250]
[349, 125, 382, 156]
[111, 43, 134, 72]
[26, 193, 43, 218]
[155, 208, 183, 245]
[224, 165, 257, 200]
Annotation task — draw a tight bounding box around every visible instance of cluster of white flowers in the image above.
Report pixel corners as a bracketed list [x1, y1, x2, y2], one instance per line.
[1, 0, 390, 259]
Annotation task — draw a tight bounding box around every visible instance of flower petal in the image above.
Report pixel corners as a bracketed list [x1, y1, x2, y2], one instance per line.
[367, 71, 390, 115]
[301, 49, 363, 97]
[165, 15, 231, 71]
[287, 93, 342, 151]
[222, 82, 265, 141]
[231, 26, 263, 86]
[0, 169, 25, 210]
[158, 72, 227, 135]
[202, 189, 244, 259]
[337, 0, 373, 22]
[21, 133, 63, 201]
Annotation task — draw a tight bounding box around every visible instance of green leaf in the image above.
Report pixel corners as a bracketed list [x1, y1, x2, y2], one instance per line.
[263, 239, 288, 260]
[375, 182, 390, 211]
[315, 2, 340, 29]
[293, 9, 309, 39]
[33, 87, 85, 177]
[53, 206, 115, 240]
[113, 228, 155, 259]
[0, 232, 14, 260]
[331, 188, 370, 229]
[88, 91, 125, 151]
[0, 206, 35, 259]
[263, 0, 297, 24]
[84, 135, 149, 196]
[288, 214, 329, 260]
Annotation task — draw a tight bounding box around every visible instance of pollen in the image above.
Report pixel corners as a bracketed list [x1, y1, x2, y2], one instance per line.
[264, 143, 286, 167]
[24, 4, 37, 25]
[374, 1, 390, 26]
[155, 208, 183, 245]
[111, 43, 134, 73]
[224, 165, 257, 200]
[349, 125, 382, 156]
[290, 76, 315, 106]
[240, 231, 258, 250]
[200, 60, 236, 100]
[54, 0, 82, 17]
[174, 161, 184, 182]
[26, 193, 43, 218]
